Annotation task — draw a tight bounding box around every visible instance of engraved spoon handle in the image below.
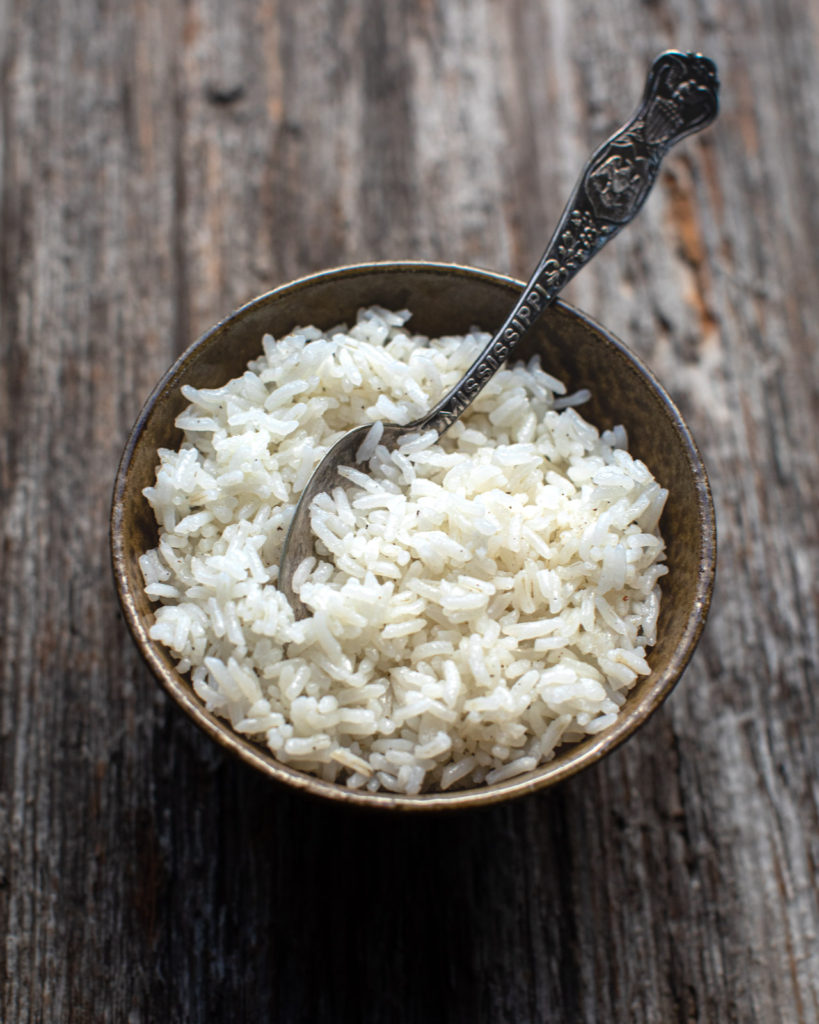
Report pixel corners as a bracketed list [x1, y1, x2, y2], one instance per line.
[415, 50, 719, 437]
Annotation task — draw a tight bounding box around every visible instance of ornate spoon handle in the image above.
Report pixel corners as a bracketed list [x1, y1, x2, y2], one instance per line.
[417, 50, 719, 436]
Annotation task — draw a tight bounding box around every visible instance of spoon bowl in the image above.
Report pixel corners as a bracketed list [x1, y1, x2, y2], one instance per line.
[111, 260, 716, 810]
[277, 419, 409, 615]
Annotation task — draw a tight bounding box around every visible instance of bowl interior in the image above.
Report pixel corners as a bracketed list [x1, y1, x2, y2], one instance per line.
[111, 262, 715, 810]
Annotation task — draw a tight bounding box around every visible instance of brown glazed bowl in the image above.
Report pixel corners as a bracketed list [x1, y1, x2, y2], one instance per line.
[111, 261, 716, 811]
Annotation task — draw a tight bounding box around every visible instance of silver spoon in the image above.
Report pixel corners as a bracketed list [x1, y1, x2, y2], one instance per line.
[279, 50, 719, 618]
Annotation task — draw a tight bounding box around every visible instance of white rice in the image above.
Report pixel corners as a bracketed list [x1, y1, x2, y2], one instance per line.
[141, 307, 668, 794]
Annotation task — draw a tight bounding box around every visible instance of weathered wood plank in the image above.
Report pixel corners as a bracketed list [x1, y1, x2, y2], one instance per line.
[1, 0, 817, 1021]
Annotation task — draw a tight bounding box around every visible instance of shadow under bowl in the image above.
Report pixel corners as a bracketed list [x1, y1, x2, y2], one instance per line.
[111, 261, 716, 811]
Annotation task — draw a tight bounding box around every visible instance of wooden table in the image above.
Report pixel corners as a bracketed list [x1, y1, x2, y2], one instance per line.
[2, 2, 817, 1020]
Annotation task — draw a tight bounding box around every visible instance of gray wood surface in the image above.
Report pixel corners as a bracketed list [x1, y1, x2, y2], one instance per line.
[2, 1, 817, 1021]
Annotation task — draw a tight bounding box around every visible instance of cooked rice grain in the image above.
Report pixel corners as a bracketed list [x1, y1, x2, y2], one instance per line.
[141, 307, 667, 794]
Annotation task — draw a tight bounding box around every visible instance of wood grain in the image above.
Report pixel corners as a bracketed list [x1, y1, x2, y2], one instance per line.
[1, 0, 817, 1020]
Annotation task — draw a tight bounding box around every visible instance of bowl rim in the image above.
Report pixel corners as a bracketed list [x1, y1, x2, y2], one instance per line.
[110, 259, 716, 811]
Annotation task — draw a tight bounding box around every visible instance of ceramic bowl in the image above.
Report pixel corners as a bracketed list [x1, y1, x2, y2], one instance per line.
[111, 261, 716, 810]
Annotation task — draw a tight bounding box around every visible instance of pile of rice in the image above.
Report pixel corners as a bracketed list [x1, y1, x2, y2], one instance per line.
[140, 307, 667, 794]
